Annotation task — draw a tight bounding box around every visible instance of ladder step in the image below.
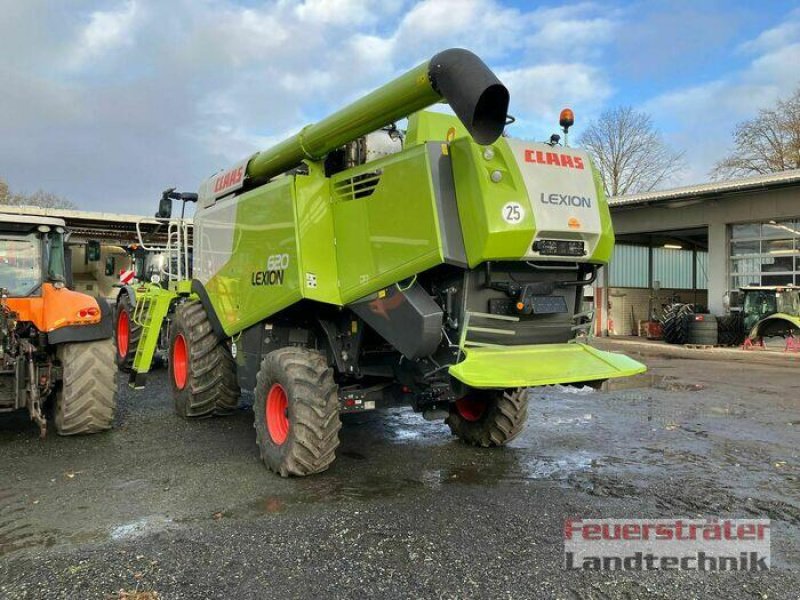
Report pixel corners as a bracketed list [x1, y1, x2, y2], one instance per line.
[466, 326, 516, 336]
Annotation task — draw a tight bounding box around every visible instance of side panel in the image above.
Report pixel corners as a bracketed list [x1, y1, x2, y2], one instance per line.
[332, 145, 444, 303]
[196, 178, 302, 335]
[450, 136, 535, 266]
[295, 164, 341, 305]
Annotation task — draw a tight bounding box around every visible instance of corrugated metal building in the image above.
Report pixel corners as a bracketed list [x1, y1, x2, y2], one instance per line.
[597, 169, 800, 336]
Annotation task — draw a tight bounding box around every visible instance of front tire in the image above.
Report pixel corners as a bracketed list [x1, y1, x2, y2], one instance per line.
[446, 388, 528, 447]
[54, 340, 118, 435]
[114, 293, 141, 372]
[253, 347, 341, 477]
[169, 301, 239, 418]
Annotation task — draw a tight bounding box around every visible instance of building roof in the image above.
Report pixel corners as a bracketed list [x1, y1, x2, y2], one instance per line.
[0, 204, 154, 224]
[0, 205, 192, 243]
[609, 169, 800, 208]
[0, 213, 66, 228]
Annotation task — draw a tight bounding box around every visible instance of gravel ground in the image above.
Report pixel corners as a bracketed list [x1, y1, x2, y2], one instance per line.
[0, 353, 798, 599]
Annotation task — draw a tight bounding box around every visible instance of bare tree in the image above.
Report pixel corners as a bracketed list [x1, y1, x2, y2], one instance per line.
[712, 87, 800, 179]
[0, 177, 77, 209]
[579, 106, 685, 198]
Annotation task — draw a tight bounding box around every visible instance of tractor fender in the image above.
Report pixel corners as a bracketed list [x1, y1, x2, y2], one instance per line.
[749, 313, 800, 339]
[116, 284, 139, 307]
[48, 297, 114, 345]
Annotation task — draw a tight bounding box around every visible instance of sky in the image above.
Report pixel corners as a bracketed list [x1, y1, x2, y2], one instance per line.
[1, 0, 799, 214]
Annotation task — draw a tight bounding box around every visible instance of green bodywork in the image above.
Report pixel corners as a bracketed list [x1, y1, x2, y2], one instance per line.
[129, 280, 192, 380]
[199, 115, 618, 334]
[130, 51, 644, 390]
[450, 343, 645, 389]
[183, 110, 642, 388]
[749, 313, 800, 340]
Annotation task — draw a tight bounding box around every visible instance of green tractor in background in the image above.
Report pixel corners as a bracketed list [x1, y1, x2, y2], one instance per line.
[113, 189, 194, 375]
[735, 286, 800, 349]
[121, 48, 646, 477]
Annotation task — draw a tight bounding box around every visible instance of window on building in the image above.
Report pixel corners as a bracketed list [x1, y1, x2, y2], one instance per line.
[729, 220, 800, 289]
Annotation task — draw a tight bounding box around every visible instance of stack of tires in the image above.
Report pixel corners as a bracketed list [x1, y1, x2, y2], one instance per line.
[661, 303, 694, 344]
[687, 313, 718, 345]
[717, 313, 746, 346]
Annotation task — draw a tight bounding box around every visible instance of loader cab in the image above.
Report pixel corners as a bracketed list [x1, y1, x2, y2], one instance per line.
[0, 215, 67, 298]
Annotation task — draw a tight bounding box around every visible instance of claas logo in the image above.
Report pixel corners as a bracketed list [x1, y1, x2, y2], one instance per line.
[524, 149, 584, 170]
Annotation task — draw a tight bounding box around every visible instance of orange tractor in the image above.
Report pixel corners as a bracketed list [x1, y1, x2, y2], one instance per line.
[0, 214, 117, 436]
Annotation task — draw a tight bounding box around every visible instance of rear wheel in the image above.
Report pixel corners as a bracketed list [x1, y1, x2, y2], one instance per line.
[169, 301, 239, 418]
[253, 347, 341, 477]
[55, 340, 118, 435]
[717, 314, 745, 346]
[114, 293, 141, 372]
[446, 388, 528, 447]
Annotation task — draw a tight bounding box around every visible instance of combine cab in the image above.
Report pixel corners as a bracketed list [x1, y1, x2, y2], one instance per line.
[124, 48, 645, 476]
[0, 214, 117, 436]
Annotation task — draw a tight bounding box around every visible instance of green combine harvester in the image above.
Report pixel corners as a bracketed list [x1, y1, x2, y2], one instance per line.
[122, 49, 645, 477]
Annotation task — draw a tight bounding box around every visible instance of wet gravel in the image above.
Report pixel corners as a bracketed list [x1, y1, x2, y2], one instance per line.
[1, 355, 799, 598]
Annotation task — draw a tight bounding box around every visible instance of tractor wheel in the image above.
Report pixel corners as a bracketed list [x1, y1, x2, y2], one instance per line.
[661, 303, 693, 344]
[114, 293, 141, 372]
[687, 314, 718, 345]
[54, 340, 118, 435]
[446, 388, 528, 447]
[717, 314, 746, 346]
[253, 347, 341, 477]
[169, 301, 239, 418]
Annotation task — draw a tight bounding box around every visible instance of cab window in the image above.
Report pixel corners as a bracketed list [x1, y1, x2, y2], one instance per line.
[0, 235, 42, 296]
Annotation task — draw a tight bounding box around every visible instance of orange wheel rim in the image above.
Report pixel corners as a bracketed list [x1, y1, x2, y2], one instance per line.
[172, 334, 188, 390]
[266, 383, 289, 445]
[117, 310, 130, 358]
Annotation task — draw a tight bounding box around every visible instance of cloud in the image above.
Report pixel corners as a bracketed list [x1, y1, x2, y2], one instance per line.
[68, 1, 141, 69]
[0, 0, 619, 212]
[645, 9, 800, 184]
[500, 64, 612, 137]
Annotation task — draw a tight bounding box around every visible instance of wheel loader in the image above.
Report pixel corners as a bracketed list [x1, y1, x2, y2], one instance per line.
[0, 213, 117, 436]
[125, 48, 646, 476]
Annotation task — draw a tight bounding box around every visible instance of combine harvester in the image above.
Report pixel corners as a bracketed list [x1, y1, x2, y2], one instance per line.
[124, 49, 645, 476]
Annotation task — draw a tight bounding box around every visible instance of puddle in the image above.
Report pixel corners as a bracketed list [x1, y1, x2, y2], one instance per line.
[417, 451, 600, 488]
[110, 515, 173, 540]
[383, 408, 448, 444]
[602, 373, 705, 392]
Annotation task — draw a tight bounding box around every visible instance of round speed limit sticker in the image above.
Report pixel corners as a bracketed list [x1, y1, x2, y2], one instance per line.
[502, 202, 525, 224]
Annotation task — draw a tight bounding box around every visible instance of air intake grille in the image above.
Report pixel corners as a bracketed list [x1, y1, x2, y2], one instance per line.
[332, 170, 382, 201]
